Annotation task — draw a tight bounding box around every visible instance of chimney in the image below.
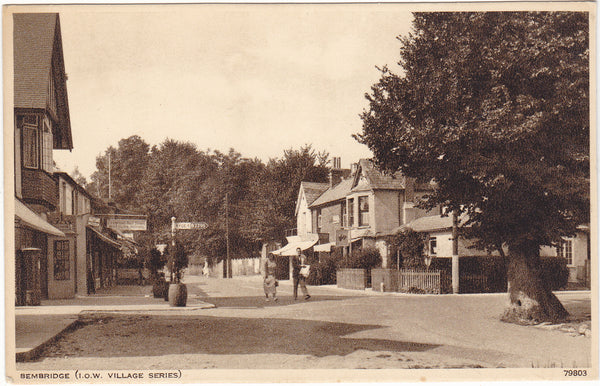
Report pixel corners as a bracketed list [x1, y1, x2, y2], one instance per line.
[350, 162, 358, 175]
[332, 157, 341, 170]
[329, 157, 343, 188]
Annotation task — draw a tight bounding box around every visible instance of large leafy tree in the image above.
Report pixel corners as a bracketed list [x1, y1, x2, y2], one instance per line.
[356, 12, 589, 322]
[87, 136, 331, 266]
[88, 135, 151, 211]
[266, 145, 330, 234]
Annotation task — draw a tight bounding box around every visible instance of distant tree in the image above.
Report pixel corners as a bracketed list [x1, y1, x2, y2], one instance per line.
[265, 144, 330, 238]
[89, 135, 151, 211]
[70, 166, 87, 187]
[356, 12, 589, 322]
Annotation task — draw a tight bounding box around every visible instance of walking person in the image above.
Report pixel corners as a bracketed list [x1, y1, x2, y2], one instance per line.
[262, 253, 278, 302]
[292, 247, 310, 301]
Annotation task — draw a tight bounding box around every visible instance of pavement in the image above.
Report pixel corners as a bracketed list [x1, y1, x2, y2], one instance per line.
[13, 275, 592, 368]
[14, 282, 215, 361]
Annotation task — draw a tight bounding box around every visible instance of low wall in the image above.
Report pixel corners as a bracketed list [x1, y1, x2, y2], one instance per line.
[371, 268, 398, 292]
[337, 268, 368, 290]
[189, 258, 261, 277]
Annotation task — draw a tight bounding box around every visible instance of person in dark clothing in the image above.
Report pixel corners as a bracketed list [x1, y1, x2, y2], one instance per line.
[292, 247, 310, 300]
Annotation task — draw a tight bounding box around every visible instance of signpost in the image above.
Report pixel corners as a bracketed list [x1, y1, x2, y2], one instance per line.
[170, 217, 210, 280]
[335, 229, 349, 247]
[106, 218, 147, 232]
[175, 221, 209, 230]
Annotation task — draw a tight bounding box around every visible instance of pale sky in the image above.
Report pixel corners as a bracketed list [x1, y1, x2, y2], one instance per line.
[51, 5, 413, 178]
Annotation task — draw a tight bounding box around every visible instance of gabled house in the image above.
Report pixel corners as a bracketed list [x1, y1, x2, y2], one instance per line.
[286, 159, 439, 267]
[14, 13, 74, 305]
[295, 181, 329, 239]
[312, 159, 439, 266]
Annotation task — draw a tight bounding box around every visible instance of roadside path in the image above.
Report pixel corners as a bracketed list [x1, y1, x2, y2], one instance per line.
[15, 275, 592, 369]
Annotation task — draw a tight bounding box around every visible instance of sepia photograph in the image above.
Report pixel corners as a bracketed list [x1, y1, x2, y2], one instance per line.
[4, 2, 596, 383]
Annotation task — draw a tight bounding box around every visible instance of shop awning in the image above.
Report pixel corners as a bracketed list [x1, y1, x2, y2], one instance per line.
[87, 226, 121, 249]
[314, 242, 335, 252]
[15, 199, 65, 237]
[272, 235, 319, 256]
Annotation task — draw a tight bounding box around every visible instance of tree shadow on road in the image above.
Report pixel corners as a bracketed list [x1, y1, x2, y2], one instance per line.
[37, 314, 439, 360]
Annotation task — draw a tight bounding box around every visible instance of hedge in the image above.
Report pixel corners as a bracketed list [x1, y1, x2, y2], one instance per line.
[431, 256, 568, 293]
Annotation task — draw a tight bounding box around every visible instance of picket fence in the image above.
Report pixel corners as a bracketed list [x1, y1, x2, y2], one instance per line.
[399, 269, 441, 294]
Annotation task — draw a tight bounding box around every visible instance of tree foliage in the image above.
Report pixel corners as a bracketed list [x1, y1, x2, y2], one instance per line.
[356, 12, 588, 322]
[356, 12, 589, 253]
[87, 137, 330, 262]
[387, 230, 426, 268]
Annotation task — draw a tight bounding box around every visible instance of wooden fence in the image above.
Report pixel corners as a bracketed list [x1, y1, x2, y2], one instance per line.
[370, 269, 442, 294]
[399, 269, 441, 294]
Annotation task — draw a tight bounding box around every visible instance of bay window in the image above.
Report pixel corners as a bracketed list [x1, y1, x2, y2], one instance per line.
[358, 196, 369, 226]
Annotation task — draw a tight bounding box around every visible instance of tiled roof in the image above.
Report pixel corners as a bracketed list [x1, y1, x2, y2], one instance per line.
[14, 13, 72, 149]
[14, 13, 57, 110]
[301, 181, 329, 205]
[353, 159, 406, 191]
[309, 178, 353, 208]
[402, 213, 468, 233]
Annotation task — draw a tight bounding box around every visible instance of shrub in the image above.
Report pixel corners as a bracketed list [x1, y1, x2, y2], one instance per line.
[388, 230, 426, 269]
[169, 242, 189, 284]
[540, 257, 569, 290]
[338, 247, 381, 270]
[147, 248, 166, 282]
[432, 255, 568, 293]
[306, 252, 338, 285]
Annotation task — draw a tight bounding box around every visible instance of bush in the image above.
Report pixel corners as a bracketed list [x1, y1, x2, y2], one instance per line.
[338, 247, 381, 270]
[147, 248, 166, 282]
[387, 230, 426, 269]
[432, 255, 568, 293]
[540, 257, 569, 290]
[306, 252, 338, 285]
[169, 242, 189, 284]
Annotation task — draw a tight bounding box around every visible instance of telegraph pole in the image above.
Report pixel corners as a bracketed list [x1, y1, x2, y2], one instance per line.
[108, 151, 112, 200]
[451, 210, 459, 294]
[171, 216, 176, 283]
[225, 192, 231, 278]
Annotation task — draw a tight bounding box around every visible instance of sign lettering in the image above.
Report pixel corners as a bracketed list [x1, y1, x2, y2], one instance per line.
[107, 218, 147, 231]
[175, 222, 208, 230]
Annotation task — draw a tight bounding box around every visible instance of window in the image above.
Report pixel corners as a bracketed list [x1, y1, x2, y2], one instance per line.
[53, 240, 70, 280]
[316, 209, 322, 232]
[429, 237, 437, 255]
[61, 182, 67, 214]
[358, 196, 369, 226]
[20, 115, 39, 169]
[348, 198, 354, 227]
[41, 118, 53, 172]
[340, 200, 347, 227]
[557, 240, 573, 265]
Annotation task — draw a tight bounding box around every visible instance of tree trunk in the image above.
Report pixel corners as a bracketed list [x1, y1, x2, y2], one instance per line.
[502, 243, 569, 324]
